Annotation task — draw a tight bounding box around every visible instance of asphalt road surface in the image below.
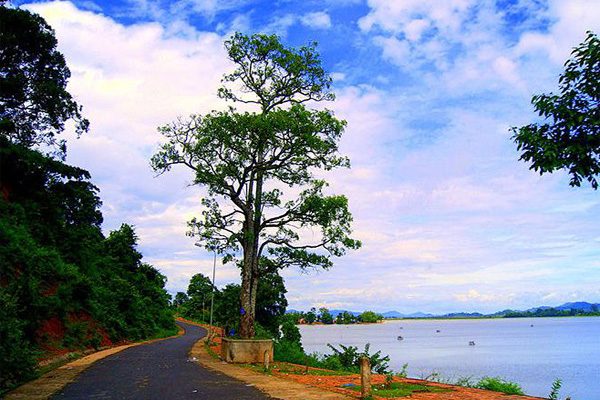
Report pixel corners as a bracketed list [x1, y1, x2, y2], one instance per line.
[52, 322, 272, 399]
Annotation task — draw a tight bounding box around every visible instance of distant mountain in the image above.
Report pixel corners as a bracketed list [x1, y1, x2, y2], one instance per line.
[405, 312, 435, 318]
[381, 311, 404, 318]
[556, 301, 599, 312]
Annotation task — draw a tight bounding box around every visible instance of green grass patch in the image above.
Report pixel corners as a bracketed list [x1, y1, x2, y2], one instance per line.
[345, 382, 450, 398]
[475, 377, 524, 395]
[276, 363, 354, 376]
[243, 362, 355, 376]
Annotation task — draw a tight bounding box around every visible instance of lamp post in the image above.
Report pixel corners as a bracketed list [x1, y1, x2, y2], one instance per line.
[209, 250, 216, 330]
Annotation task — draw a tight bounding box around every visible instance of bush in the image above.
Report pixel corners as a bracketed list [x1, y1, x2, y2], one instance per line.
[325, 343, 390, 374]
[475, 377, 524, 395]
[280, 319, 302, 345]
[274, 340, 313, 365]
[0, 291, 38, 395]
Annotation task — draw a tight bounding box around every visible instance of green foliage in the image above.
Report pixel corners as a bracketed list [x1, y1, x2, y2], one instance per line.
[325, 343, 390, 374]
[280, 319, 302, 345]
[179, 273, 213, 321]
[182, 269, 288, 337]
[173, 292, 188, 307]
[396, 363, 409, 379]
[549, 378, 562, 400]
[318, 307, 334, 324]
[273, 340, 310, 365]
[475, 377, 524, 395]
[305, 308, 317, 324]
[358, 311, 383, 323]
[218, 32, 335, 112]
[346, 382, 449, 398]
[502, 307, 600, 318]
[335, 311, 356, 324]
[151, 32, 360, 338]
[0, 5, 88, 156]
[0, 291, 38, 395]
[255, 270, 288, 335]
[512, 31, 600, 189]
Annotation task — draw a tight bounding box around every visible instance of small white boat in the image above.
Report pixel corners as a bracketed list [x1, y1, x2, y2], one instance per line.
[468, 341, 476, 346]
[397, 335, 404, 341]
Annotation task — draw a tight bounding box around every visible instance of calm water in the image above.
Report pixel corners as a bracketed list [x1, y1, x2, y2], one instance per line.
[299, 317, 600, 399]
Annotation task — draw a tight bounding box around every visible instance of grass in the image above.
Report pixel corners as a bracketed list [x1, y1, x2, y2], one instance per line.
[204, 341, 220, 360]
[345, 382, 450, 398]
[276, 363, 355, 376]
[419, 371, 525, 396]
[475, 377, 524, 395]
[243, 362, 355, 376]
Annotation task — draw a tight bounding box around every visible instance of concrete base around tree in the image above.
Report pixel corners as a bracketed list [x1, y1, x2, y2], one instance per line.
[221, 338, 274, 364]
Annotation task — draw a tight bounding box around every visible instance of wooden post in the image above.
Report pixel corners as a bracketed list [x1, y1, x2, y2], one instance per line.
[360, 356, 371, 399]
[304, 355, 309, 374]
[264, 350, 270, 370]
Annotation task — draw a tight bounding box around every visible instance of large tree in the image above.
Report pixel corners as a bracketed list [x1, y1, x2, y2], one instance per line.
[0, 5, 88, 157]
[151, 32, 361, 338]
[512, 31, 599, 189]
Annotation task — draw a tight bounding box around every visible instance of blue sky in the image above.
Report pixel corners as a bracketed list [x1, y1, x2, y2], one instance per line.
[17, 0, 600, 313]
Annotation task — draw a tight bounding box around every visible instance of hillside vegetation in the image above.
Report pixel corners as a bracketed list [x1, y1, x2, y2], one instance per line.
[0, 138, 176, 393]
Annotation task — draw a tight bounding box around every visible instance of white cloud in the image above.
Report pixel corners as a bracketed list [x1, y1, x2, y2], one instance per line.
[265, 11, 332, 35]
[300, 11, 332, 29]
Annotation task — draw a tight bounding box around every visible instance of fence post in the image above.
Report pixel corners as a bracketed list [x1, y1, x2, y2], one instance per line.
[360, 356, 371, 399]
[264, 350, 270, 370]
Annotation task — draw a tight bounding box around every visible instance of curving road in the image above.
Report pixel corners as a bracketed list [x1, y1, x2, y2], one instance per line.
[52, 322, 272, 400]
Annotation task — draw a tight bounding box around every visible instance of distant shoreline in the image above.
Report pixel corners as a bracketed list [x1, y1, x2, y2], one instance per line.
[297, 314, 600, 327]
[383, 314, 600, 321]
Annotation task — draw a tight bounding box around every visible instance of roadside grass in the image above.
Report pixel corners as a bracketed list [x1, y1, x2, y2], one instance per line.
[243, 362, 355, 376]
[475, 377, 524, 395]
[204, 341, 220, 360]
[421, 371, 524, 396]
[345, 382, 450, 398]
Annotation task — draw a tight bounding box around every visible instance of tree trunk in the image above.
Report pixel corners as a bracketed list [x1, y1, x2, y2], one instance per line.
[239, 248, 256, 338]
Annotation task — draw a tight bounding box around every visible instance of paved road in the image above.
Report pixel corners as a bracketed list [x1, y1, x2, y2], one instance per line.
[52, 322, 272, 399]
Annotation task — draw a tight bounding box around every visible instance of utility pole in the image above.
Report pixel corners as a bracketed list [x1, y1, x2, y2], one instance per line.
[209, 250, 216, 330]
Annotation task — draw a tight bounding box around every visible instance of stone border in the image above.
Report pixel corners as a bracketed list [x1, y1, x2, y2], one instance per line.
[4, 326, 184, 400]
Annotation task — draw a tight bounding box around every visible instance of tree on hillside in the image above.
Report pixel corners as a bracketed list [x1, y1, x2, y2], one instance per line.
[512, 31, 600, 189]
[0, 5, 88, 157]
[151, 32, 361, 338]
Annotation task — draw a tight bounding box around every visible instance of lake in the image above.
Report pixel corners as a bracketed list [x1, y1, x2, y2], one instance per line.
[298, 317, 600, 399]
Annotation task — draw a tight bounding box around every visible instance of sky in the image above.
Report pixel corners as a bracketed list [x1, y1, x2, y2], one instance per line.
[15, 0, 600, 314]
